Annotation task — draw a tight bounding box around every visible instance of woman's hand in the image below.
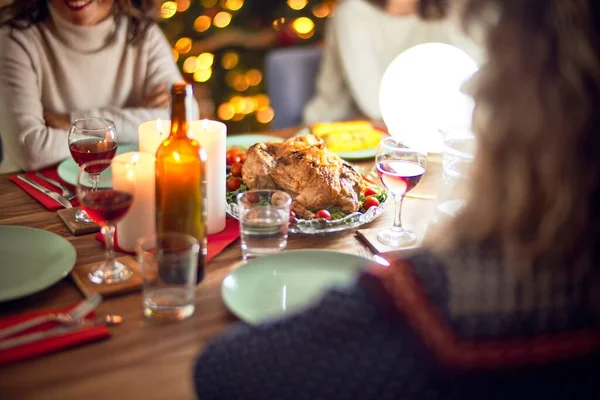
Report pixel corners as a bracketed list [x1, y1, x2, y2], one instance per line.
[43, 111, 71, 130]
[143, 83, 171, 109]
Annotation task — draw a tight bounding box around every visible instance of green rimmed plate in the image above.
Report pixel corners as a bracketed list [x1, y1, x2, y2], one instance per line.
[57, 144, 138, 186]
[221, 250, 367, 324]
[226, 134, 283, 150]
[0, 226, 77, 302]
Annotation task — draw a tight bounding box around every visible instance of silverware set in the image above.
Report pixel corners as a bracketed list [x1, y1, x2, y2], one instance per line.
[15, 173, 74, 209]
[0, 294, 123, 351]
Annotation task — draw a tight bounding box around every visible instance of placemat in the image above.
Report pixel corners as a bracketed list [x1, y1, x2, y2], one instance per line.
[71, 256, 142, 298]
[57, 208, 101, 235]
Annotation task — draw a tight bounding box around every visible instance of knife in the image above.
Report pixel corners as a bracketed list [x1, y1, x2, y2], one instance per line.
[16, 175, 73, 209]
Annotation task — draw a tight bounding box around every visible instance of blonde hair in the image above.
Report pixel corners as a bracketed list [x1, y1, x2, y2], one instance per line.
[432, 0, 600, 269]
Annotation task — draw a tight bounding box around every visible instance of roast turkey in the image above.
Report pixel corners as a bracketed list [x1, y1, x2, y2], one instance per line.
[241, 135, 367, 219]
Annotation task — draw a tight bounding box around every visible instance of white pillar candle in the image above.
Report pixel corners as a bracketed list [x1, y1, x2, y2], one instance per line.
[112, 152, 156, 252]
[138, 119, 168, 155]
[189, 119, 227, 234]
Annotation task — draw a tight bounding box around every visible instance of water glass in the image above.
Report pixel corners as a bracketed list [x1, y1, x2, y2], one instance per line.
[136, 232, 199, 321]
[237, 190, 292, 260]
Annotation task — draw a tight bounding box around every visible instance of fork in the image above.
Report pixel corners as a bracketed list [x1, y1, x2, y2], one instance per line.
[356, 247, 390, 267]
[34, 172, 76, 200]
[0, 294, 102, 340]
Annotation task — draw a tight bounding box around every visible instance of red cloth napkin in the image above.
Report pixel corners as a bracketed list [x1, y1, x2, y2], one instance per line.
[95, 217, 240, 262]
[10, 167, 78, 211]
[0, 305, 110, 366]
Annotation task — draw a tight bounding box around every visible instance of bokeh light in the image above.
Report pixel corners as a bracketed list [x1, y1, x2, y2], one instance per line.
[160, 1, 177, 19]
[201, 0, 218, 7]
[172, 48, 179, 62]
[255, 94, 270, 108]
[177, 0, 191, 12]
[231, 96, 246, 113]
[312, 3, 330, 18]
[194, 68, 212, 82]
[246, 69, 263, 86]
[221, 52, 239, 69]
[182, 56, 198, 74]
[232, 113, 245, 121]
[197, 52, 215, 69]
[213, 12, 232, 28]
[233, 74, 250, 91]
[218, 103, 235, 120]
[287, 0, 307, 10]
[194, 15, 212, 32]
[224, 0, 244, 11]
[175, 37, 192, 54]
[292, 17, 314, 35]
[256, 107, 275, 124]
[272, 17, 287, 31]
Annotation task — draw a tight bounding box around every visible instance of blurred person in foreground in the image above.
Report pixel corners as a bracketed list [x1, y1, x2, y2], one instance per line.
[303, 0, 483, 124]
[0, 0, 190, 173]
[195, 0, 600, 398]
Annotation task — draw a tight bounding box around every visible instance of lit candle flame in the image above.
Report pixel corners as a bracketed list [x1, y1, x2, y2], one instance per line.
[173, 151, 181, 162]
[201, 119, 208, 131]
[131, 153, 140, 166]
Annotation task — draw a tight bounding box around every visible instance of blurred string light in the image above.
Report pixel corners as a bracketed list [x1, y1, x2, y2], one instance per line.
[218, 103, 235, 120]
[272, 17, 286, 31]
[197, 52, 215, 69]
[183, 56, 198, 73]
[233, 74, 250, 91]
[256, 107, 275, 124]
[287, 0, 307, 11]
[222, 0, 244, 11]
[172, 48, 179, 62]
[194, 15, 212, 32]
[177, 0, 191, 12]
[194, 68, 212, 82]
[160, 1, 177, 19]
[312, 3, 331, 18]
[214, 11, 232, 28]
[246, 69, 262, 86]
[293, 17, 315, 39]
[255, 94, 270, 108]
[175, 37, 192, 54]
[232, 113, 245, 121]
[201, 0, 218, 7]
[225, 71, 238, 87]
[221, 52, 239, 69]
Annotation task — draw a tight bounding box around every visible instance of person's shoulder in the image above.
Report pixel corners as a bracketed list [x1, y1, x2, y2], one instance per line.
[0, 25, 44, 62]
[335, 0, 383, 20]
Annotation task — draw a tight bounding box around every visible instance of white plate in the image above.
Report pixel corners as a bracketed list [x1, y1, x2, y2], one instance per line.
[221, 250, 365, 324]
[0, 226, 76, 302]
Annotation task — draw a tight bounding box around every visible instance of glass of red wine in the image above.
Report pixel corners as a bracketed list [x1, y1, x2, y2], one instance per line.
[76, 159, 134, 284]
[68, 118, 118, 224]
[375, 137, 427, 247]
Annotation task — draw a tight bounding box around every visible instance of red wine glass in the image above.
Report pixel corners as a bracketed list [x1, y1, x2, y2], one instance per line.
[68, 118, 118, 223]
[375, 137, 427, 247]
[76, 159, 134, 284]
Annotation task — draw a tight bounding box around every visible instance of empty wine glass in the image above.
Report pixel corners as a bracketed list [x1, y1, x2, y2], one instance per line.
[68, 118, 118, 223]
[77, 159, 134, 284]
[375, 137, 427, 247]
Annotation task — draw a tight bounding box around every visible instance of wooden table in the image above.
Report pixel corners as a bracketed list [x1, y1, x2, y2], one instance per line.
[0, 127, 438, 399]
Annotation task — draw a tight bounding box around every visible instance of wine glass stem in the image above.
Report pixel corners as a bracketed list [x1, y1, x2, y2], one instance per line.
[102, 224, 117, 266]
[393, 194, 405, 232]
[90, 174, 100, 191]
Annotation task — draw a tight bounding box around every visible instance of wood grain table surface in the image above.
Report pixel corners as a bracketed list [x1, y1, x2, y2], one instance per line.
[0, 126, 439, 399]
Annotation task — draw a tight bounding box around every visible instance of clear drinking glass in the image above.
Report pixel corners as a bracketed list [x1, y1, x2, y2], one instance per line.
[237, 190, 292, 260]
[137, 232, 200, 321]
[76, 159, 134, 284]
[375, 137, 427, 247]
[68, 118, 118, 223]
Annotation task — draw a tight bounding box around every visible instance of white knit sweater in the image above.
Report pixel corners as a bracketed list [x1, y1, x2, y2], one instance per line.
[0, 6, 188, 173]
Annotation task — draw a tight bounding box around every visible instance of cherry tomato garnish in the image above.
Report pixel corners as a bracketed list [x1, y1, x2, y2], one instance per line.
[363, 196, 380, 211]
[363, 187, 377, 197]
[227, 153, 242, 166]
[231, 162, 244, 177]
[226, 176, 242, 191]
[238, 151, 247, 163]
[246, 192, 259, 203]
[289, 210, 298, 225]
[315, 209, 332, 220]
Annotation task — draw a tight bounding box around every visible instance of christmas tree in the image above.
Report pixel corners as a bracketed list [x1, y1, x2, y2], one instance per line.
[158, 0, 337, 133]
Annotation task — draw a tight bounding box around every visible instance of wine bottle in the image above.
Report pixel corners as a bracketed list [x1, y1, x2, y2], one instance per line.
[155, 82, 207, 283]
